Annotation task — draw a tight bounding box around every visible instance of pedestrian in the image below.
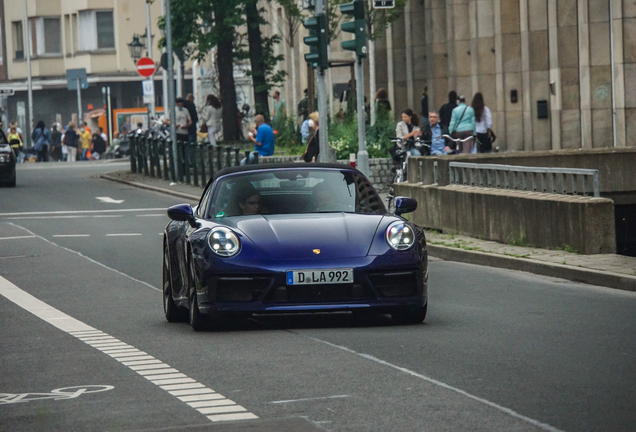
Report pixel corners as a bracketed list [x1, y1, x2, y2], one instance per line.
[243, 114, 275, 165]
[374, 88, 391, 123]
[6, 120, 24, 143]
[99, 127, 108, 147]
[32, 121, 52, 162]
[62, 122, 79, 162]
[90, 132, 107, 160]
[420, 87, 429, 121]
[472, 92, 493, 153]
[300, 116, 314, 145]
[200, 94, 222, 146]
[272, 90, 286, 122]
[448, 94, 476, 154]
[395, 108, 421, 156]
[419, 111, 452, 155]
[297, 89, 309, 121]
[174, 97, 192, 144]
[50, 123, 63, 161]
[79, 124, 91, 160]
[302, 112, 320, 163]
[184, 93, 199, 144]
[439, 91, 458, 128]
[7, 126, 23, 162]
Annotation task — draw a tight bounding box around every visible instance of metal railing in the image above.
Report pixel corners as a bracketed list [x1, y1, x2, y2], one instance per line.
[448, 162, 600, 197]
[127, 134, 257, 187]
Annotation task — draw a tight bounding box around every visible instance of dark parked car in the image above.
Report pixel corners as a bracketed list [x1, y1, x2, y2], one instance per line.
[163, 163, 428, 330]
[0, 129, 16, 187]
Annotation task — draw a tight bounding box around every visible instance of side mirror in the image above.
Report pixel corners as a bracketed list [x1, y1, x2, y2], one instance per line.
[167, 204, 198, 227]
[394, 196, 417, 216]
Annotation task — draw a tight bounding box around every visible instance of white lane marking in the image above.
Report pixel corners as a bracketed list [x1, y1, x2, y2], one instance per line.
[130, 364, 171, 371]
[6, 224, 160, 293]
[92, 215, 123, 218]
[304, 336, 564, 432]
[53, 234, 90, 238]
[178, 394, 226, 402]
[96, 197, 125, 204]
[169, 388, 215, 396]
[7, 216, 83, 220]
[0, 208, 166, 217]
[106, 233, 142, 237]
[269, 395, 351, 404]
[0, 276, 258, 424]
[0, 235, 36, 240]
[137, 368, 181, 376]
[189, 399, 237, 408]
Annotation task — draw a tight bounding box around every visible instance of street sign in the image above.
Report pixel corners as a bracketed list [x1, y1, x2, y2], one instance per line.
[66, 68, 88, 90]
[302, 0, 315, 9]
[0, 89, 15, 98]
[142, 79, 155, 105]
[137, 57, 156, 77]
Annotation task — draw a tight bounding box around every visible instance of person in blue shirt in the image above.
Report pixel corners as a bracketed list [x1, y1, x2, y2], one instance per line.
[243, 114, 274, 164]
[419, 111, 453, 155]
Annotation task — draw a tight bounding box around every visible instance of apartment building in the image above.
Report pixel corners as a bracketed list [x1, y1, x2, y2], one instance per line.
[0, 0, 180, 135]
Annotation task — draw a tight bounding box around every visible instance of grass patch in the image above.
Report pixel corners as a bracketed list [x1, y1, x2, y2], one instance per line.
[556, 244, 579, 254]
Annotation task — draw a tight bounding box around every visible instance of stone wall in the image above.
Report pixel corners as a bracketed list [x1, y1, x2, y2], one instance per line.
[395, 182, 616, 255]
[260, 156, 396, 193]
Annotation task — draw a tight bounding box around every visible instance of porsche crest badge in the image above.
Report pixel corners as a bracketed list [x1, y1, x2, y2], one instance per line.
[313, 249, 321, 254]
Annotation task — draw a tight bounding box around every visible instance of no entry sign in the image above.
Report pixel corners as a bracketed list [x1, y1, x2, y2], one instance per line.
[137, 57, 156, 77]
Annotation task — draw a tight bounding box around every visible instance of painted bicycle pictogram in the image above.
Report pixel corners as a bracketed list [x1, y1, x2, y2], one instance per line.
[0, 385, 114, 404]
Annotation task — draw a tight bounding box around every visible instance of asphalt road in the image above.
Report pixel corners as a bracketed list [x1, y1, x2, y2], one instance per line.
[1, 162, 635, 432]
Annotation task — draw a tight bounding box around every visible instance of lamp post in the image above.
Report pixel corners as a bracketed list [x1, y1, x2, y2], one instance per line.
[127, 35, 144, 64]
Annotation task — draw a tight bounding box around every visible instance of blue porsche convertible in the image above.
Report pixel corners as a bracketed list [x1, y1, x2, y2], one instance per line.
[163, 163, 428, 330]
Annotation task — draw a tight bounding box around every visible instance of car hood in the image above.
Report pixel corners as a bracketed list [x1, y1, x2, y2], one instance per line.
[228, 213, 386, 260]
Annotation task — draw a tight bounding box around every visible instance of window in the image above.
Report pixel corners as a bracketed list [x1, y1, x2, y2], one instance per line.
[29, 17, 62, 55]
[78, 10, 114, 51]
[12, 21, 24, 60]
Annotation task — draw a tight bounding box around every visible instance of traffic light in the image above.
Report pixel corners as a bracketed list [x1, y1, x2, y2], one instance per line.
[340, 0, 367, 58]
[303, 15, 329, 70]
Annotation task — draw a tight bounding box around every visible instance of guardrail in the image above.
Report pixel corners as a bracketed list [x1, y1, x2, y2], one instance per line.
[448, 161, 600, 197]
[127, 134, 257, 187]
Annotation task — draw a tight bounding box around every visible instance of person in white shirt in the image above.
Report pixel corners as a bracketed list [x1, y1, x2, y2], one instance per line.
[472, 92, 493, 153]
[395, 108, 421, 156]
[200, 94, 222, 145]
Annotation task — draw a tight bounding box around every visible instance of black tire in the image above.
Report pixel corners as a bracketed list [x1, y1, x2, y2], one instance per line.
[189, 291, 207, 331]
[163, 246, 186, 322]
[9, 171, 16, 187]
[391, 303, 427, 325]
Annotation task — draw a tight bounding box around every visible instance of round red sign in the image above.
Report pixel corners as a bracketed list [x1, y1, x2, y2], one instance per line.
[137, 57, 156, 77]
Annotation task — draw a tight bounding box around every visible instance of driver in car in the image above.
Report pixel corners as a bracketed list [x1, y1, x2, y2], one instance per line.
[310, 182, 345, 212]
[234, 184, 265, 215]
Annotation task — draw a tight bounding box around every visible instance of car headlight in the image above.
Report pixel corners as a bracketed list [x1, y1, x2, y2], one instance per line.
[0, 155, 5, 162]
[386, 221, 415, 251]
[207, 227, 241, 257]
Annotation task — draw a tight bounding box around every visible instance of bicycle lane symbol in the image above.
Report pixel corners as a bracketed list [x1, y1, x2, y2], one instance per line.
[0, 385, 114, 405]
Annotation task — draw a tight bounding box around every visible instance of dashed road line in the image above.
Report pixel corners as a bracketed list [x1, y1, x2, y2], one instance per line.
[0, 235, 36, 240]
[53, 234, 90, 238]
[0, 276, 259, 424]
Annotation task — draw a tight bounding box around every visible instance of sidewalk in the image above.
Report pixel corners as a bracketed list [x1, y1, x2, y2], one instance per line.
[100, 169, 636, 292]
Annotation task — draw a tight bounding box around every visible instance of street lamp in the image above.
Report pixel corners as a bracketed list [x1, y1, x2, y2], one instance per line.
[127, 35, 144, 64]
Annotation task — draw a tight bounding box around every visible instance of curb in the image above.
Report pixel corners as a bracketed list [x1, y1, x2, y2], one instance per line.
[427, 244, 636, 292]
[99, 173, 636, 292]
[100, 175, 200, 201]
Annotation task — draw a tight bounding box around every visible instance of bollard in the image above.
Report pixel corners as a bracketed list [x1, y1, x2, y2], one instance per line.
[199, 143, 207, 187]
[142, 136, 150, 177]
[167, 138, 176, 182]
[154, 138, 162, 179]
[182, 141, 191, 185]
[176, 141, 184, 183]
[225, 146, 231, 168]
[233, 147, 241, 166]
[208, 143, 215, 179]
[216, 146, 223, 171]
[191, 142, 199, 187]
[253, 152, 259, 164]
[130, 135, 137, 173]
[161, 138, 169, 181]
[244, 150, 251, 165]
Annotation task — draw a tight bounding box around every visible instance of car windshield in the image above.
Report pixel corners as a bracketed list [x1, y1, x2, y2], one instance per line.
[205, 168, 386, 218]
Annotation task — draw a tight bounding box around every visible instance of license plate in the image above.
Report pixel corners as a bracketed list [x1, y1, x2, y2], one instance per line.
[286, 269, 353, 285]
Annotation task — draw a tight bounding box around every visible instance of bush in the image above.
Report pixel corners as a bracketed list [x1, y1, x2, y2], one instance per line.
[272, 115, 304, 155]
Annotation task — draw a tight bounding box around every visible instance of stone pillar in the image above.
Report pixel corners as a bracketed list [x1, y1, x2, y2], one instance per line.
[405, 0, 414, 109]
[519, 0, 533, 150]
[386, 26, 395, 118]
[578, 0, 593, 148]
[548, 0, 562, 150]
[493, 0, 506, 150]
[610, 0, 626, 147]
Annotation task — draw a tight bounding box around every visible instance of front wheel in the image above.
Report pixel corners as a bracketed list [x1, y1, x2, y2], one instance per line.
[391, 304, 427, 325]
[189, 291, 207, 331]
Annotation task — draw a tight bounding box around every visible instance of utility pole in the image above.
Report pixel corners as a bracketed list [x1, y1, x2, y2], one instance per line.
[341, 0, 368, 175]
[165, 0, 179, 180]
[23, 0, 33, 148]
[146, 0, 156, 119]
[303, 0, 331, 162]
[160, 0, 168, 117]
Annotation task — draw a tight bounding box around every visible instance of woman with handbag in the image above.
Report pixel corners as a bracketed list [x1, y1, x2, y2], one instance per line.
[32, 121, 52, 162]
[472, 93, 493, 153]
[448, 95, 475, 154]
[200, 94, 222, 146]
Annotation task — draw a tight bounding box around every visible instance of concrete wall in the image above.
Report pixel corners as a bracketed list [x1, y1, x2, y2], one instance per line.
[408, 147, 636, 198]
[395, 182, 616, 255]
